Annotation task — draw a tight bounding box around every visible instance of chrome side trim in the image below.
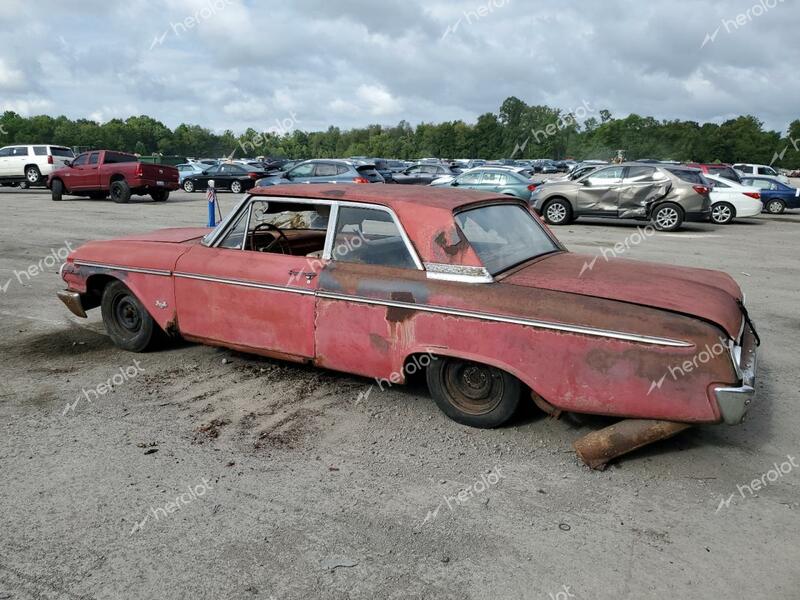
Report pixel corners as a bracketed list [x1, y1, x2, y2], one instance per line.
[174, 272, 315, 296]
[73, 261, 172, 277]
[316, 291, 693, 347]
[322, 203, 339, 261]
[424, 263, 493, 284]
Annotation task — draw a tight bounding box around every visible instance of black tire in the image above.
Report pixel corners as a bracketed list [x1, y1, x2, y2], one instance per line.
[183, 179, 195, 193]
[151, 189, 169, 202]
[652, 202, 684, 232]
[51, 179, 64, 201]
[426, 356, 520, 428]
[25, 165, 41, 185]
[88, 191, 107, 200]
[110, 180, 131, 204]
[100, 280, 160, 352]
[230, 180, 243, 194]
[542, 198, 573, 225]
[765, 199, 786, 214]
[711, 201, 735, 225]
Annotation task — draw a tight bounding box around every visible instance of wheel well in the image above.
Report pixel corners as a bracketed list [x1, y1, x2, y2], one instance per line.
[544, 195, 571, 207]
[650, 200, 684, 217]
[24, 163, 40, 172]
[83, 274, 118, 310]
[51, 177, 65, 190]
[109, 174, 126, 184]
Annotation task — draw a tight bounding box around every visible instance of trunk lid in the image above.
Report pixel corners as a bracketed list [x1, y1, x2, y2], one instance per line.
[504, 252, 744, 338]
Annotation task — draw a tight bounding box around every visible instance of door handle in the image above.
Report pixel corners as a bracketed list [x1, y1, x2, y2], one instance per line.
[288, 269, 317, 283]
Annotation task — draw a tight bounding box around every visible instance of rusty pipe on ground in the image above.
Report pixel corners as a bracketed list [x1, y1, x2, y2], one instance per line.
[573, 419, 691, 470]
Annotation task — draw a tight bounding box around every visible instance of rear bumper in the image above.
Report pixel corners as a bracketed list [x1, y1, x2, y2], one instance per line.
[129, 177, 179, 191]
[57, 290, 87, 318]
[714, 323, 758, 425]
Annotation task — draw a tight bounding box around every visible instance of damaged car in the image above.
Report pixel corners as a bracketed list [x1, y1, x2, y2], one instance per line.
[531, 163, 712, 231]
[56, 185, 757, 468]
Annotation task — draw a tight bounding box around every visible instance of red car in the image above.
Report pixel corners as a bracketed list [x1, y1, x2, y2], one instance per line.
[685, 162, 742, 183]
[57, 185, 758, 467]
[47, 150, 179, 203]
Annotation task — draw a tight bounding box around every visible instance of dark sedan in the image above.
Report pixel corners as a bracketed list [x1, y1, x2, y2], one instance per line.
[740, 176, 800, 214]
[392, 163, 461, 185]
[182, 163, 266, 194]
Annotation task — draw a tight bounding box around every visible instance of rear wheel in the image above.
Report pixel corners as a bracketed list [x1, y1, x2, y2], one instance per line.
[542, 198, 573, 225]
[426, 357, 520, 428]
[101, 280, 160, 352]
[711, 201, 735, 224]
[230, 180, 243, 194]
[110, 180, 131, 204]
[652, 202, 684, 232]
[150, 189, 169, 202]
[51, 179, 64, 201]
[25, 165, 41, 184]
[765, 199, 786, 214]
[183, 179, 195, 193]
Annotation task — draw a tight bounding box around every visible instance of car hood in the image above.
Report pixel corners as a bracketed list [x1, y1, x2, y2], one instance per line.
[503, 252, 743, 338]
[112, 227, 212, 243]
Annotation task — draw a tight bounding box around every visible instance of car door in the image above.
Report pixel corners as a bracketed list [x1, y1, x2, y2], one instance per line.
[576, 166, 624, 215]
[617, 166, 663, 217]
[173, 197, 329, 358]
[0, 146, 13, 176]
[311, 161, 339, 183]
[195, 164, 220, 189]
[453, 170, 483, 190]
[61, 153, 88, 189]
[284, 162, 316, 184]
[397, 165, 423, 184]
[9, 146, 30, 178]
[314, 203, 425, 380]
[81, 152, 102, 188]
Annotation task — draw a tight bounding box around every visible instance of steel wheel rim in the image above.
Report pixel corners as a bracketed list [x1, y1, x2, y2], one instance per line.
[547, 203, 567, 222]
[184, 181, 194, 192]
[442, 361, 503, 416]
[113, 296, 142, 333]
[656, 207, 678, 228]
[712, 204, 731, 223]
[26, 168, 38, 182]
[768, 201, 782, 213]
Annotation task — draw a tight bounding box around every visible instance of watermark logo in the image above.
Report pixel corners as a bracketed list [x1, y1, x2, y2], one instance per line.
[715, 456, 797, 512]
[421, 467, 505, 526]
[579, 225, 655, 277]
[63, 359, 145, 415]
[356, 350, 439, 405]
[2, 241, 75, 293]
[286, 228, 366, 286]
[701, 0, 786, 48]
[647, 337, 729, 395]
[0, 124, 7, 135]
[770, 135, 800, 166]
[511, 100, 596, 158]
[130, 477, 214, 535]
[441, 0, 510, 40]
[150, 0, 234, 50]
[238, 110, 301, 156]
[549, 586, 576, 600]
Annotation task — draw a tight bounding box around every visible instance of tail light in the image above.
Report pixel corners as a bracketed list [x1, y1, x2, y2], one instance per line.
[353, 176, 370, 184]
[135, 163, 144, 177]
[248, 172, 260, 179]
[693, 185, 710, 195]
[744, 192, 760, 199]
[47, 155, 54, 164]
[527, 183, 537, 191]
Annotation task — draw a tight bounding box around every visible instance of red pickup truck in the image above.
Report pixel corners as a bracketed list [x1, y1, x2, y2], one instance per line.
[47, 150, 179, 203]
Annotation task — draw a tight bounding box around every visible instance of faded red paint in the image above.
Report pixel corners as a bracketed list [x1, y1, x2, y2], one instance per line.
[58, 185, 748, 425]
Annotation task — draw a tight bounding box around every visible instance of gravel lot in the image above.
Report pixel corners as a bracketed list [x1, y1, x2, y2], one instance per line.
[1, 186, 798, 600]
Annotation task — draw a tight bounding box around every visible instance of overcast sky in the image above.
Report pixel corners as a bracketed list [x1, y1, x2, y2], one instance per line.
[1, 0, 798, 134]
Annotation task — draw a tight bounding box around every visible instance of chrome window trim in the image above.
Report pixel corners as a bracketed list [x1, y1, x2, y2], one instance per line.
[322, 203, 339, 261]
[424, 263, 493, 284]
[73, 261, 171, 277]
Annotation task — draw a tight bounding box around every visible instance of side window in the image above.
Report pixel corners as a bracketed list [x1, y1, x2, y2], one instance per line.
[72, 154, 88, 166]
[218, 209, 249, 249]
[336, 164, 350, 175]
[314, 163, 338, 177]
[288, 163, 315, 178]
[13, 147, 30, 156]
[458, 171, 483, 184]
[0, 147, 13, 157]
[33, 146, 47, 156]
[332, 207, 416, 269]
[88, 153, 100, 165]
[757, 166, 776, 176]
[624, 166, 655, 181]
[712, 179, 730, 188]
[588, 167, 624, 181]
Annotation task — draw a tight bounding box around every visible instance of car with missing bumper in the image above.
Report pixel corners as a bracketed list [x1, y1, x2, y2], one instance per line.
[56, 185, 758, 468]
[531, 163, 712, 231]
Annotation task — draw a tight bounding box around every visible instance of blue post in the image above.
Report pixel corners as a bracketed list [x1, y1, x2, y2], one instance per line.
[207, 180, 217, 227]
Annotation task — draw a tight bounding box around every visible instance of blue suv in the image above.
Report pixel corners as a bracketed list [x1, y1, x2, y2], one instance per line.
[256, 159, 384, 186]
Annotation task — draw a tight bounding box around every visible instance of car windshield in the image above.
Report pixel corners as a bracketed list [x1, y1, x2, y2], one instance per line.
[455, 204, 559, 275]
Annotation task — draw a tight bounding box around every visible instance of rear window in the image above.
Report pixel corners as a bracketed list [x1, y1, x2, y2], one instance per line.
[707, 166, 740, 182]
[50, 146, 75, 157]
[455, 204, 559, 275]
[33, 146, 47, 155]
[667, 169, 705, 184]
[104, 152, 137, 164]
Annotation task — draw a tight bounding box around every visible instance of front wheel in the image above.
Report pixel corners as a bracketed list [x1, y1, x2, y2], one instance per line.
[183, 179, 195, 193]
[101, 280, 160, 352]
[426, 357, 520, 428]
[230, 180, 243, 194]
[711, 202, 735, 225]
[652, 202, 684, 232]
[542, 198, 573, 225]
[51, 179, 64, 201]
[765, 199, 786, 214]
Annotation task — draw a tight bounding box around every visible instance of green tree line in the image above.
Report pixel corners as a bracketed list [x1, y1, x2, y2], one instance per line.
[1, 97, 798, 167]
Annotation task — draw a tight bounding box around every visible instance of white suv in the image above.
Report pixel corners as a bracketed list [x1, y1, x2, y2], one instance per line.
[0, 144, 75, 186]
[732, 163, 790, 184]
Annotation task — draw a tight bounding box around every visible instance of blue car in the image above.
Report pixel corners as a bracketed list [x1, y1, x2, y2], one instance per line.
[740, 176, 800, 214]
[255, 159, 384, 186]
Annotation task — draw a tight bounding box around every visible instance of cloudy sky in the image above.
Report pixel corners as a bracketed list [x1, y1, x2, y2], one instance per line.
[1, 0, 798, 134]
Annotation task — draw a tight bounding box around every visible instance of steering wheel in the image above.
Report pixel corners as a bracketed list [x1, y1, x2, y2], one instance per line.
[250, 222, 292, 254]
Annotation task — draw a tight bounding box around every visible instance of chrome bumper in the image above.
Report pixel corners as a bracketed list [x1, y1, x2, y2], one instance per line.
[714, 323, 758, 425]
[57, 290, 87, 318]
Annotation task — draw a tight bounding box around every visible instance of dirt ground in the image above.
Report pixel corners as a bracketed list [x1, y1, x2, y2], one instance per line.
[1, 186, 798, 599]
